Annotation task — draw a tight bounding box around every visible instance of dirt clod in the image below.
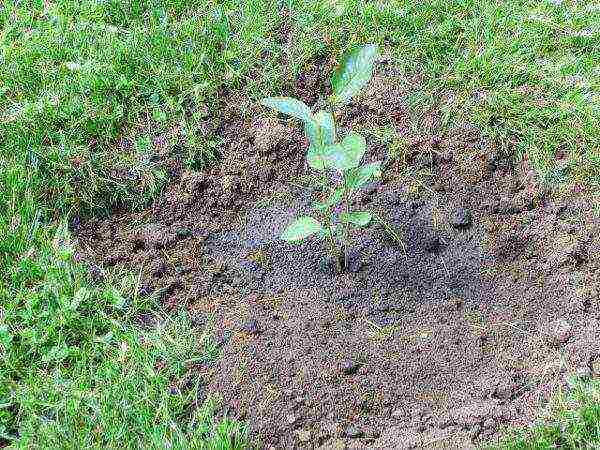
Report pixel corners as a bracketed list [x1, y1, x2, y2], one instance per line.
[449, 207, 472, 228]
[343, 425, 363, 438]
[296, 429, 311, 442]
[422, 233, 441, 253]
[540, 319, 573, 347]
[241, 319, 262, 335]
[340, 360, 361, 376]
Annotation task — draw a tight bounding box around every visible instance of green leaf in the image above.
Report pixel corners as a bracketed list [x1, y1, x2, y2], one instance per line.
[305, 120, 320, 148]
[261, 97, 313, 122]
[307, 145, 334, 171]
[341, 211, 373, 227]
[305, 110, 335, 152]
[345, 161, 382, 191]
[331, 44, 378, 106]
[317, 224, 340, 240]
[281, 216, 323, 242]
[313, 187, 344, 211]
[324, 133, 367, 172]
[314, 111, 335, 145]
[42, 344, 72, 363]
[71, 287, 90, 310]
[322, 143, 349, 171]
[341, 133, 366, 168]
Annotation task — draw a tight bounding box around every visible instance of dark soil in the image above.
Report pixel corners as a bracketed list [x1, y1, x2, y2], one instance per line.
[75, 72, 600, 449]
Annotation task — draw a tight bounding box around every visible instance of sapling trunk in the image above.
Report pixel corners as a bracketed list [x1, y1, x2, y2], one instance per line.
[263, 44, 381, 273]
[329, 106, 349, 271]
[317, 149, 343, 273]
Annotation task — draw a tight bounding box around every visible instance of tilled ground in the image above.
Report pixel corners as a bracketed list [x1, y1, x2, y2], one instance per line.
[76, 73, 600, 449]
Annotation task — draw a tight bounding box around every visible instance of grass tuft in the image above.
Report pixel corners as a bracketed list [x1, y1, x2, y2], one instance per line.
[493, 379, 600, 450]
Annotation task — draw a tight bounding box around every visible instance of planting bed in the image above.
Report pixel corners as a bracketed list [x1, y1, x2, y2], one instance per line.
[75, 73, 600, 449]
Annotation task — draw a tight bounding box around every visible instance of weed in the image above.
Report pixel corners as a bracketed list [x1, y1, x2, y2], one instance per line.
[262, 44, 381, 271]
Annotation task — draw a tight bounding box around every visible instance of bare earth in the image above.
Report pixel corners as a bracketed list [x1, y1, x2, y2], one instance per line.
[76, 72, 600, 449]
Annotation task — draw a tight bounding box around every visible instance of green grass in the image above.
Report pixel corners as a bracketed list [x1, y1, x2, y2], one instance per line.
[494, 379, 600, 449]
[0, 222, 248, 448]
[1, 0, 600, 448]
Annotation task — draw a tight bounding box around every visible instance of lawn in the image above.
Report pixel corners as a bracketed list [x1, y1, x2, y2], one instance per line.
[1, 0, 599, 448]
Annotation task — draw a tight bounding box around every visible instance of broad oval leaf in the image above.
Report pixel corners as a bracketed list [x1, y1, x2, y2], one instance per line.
[326, 133, 367, 172]
[281, 216, 323, 242]
[314, 111, 335, 145]
[261, 97, 313, 123]
[305, 110, 335, 149]
[340, 211, 373, 227]
[331, 44, 378, 106]
[304, 120, 320, 148]
[323, 143, 352, 172]
[345, 161, 382, 191]
[341, 133, 366, 168]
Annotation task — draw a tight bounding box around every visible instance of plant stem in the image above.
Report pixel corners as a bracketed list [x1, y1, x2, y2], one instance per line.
[316, 152, 342, 272]
[329, 105, 348, 271]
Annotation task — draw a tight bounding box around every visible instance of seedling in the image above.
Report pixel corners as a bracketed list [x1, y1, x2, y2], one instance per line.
[261, 44, 380, 271]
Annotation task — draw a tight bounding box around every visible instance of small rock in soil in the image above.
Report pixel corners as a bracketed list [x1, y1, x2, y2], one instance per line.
[575, 366, 592, 380]
[344, 425, 363, 438]
[391, 409, 405, 420]
[566, 240, 589, 265]
[296, 429, 311, 443]
[449, 207, 472, 228]
[493, 379, 519, 401]
[540, 319, 572, 347]
[151, 259, 167, 277]
[241, 319, 262, 335]
[590, 356, 600, 378]
[483, 418, 496, 431]
[432, 181, 445, 192]
[287, 413, 301, 427]
[422, 233, 441, 253]
[340, 360, 361, 376]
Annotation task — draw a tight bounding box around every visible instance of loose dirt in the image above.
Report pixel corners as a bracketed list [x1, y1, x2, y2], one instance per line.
[75, 72, 600, 449]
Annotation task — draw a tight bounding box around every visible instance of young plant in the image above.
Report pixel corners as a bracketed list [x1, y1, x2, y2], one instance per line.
[261, 44, 381, 271]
